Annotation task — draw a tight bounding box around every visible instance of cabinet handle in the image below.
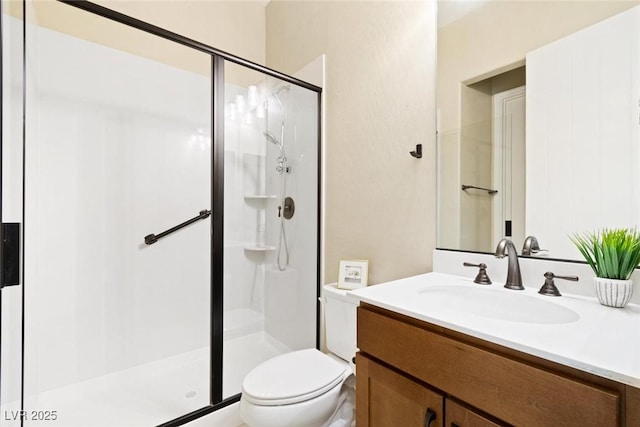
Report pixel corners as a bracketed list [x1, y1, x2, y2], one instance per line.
[424, 408, 437, 427]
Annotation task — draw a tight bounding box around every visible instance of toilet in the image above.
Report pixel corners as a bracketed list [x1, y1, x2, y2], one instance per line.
[240, 284, 358, 427]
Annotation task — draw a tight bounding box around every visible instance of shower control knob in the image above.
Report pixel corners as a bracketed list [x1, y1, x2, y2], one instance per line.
[283, 197, 295, 219]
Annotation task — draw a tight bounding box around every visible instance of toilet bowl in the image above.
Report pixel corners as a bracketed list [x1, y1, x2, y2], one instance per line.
[240, 349, 351, 427]
[240, 284, 357, 427]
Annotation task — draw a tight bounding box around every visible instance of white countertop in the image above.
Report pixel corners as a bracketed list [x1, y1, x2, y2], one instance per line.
[348, 272, 640, 388]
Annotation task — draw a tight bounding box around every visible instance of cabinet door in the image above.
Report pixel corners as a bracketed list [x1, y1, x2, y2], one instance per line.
[356, 354, 444, 427]
[445, 399, 504, 427]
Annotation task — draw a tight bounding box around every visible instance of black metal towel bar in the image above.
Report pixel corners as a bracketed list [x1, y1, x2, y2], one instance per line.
[461, 185, 498, 195]
[144, 209, 211, 245]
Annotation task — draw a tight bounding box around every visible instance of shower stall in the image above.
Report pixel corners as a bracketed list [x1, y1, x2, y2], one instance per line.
[0, 1, 320, 426]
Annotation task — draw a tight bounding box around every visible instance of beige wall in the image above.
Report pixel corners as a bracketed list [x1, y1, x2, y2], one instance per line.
[457, 67, 525, 252]
[266, 1, 438, 285]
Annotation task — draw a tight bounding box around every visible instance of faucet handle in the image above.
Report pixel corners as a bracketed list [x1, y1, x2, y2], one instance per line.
[463, 262, 492, 285]
[538, 271, 579, 296]
[528, 247, 549, 256]
[552, 273, 579, 282]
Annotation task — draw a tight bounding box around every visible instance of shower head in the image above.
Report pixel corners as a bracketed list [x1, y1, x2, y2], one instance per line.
[263, 131, 285, 155]
[272, 85, 291, 96]
[263, 130, 280, 146]
[266, 85, 290, 124]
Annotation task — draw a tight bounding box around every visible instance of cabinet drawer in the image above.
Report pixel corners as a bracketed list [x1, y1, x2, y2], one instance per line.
[357, 306, 620, 427]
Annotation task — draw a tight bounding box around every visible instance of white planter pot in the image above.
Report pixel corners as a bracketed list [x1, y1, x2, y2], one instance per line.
[593, 277, 633, 308]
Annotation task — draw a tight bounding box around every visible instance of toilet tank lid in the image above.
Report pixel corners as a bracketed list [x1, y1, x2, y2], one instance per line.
[323, 283, 359, 304]
[242, 348, 348, 405]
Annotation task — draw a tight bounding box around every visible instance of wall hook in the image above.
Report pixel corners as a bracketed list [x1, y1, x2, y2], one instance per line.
[410, 144, 422, 159]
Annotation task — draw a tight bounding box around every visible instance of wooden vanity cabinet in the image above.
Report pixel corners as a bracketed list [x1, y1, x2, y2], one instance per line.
[356, 304, 639, 427]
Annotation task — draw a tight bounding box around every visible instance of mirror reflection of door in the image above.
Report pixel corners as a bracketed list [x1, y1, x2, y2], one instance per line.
[459, 67, 525, 252]
[492, 86, 525, 249]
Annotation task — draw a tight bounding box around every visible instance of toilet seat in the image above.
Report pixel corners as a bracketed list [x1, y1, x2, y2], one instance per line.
[242, 348, 349, 406]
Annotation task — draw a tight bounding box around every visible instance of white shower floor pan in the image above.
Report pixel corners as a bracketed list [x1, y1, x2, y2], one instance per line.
[5, 332, 289, 427]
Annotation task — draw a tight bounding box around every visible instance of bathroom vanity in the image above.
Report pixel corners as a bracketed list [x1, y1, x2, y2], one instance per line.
[351, 273, 640, 426]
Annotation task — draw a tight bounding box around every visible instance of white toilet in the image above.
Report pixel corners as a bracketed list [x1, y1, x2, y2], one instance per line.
[240, 284, 358, 427]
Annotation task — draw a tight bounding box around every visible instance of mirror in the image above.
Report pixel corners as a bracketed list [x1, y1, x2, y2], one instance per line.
[436, 1, 640, 261]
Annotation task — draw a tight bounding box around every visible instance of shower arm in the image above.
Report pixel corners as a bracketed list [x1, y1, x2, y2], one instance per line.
[144, 209, 211, 245]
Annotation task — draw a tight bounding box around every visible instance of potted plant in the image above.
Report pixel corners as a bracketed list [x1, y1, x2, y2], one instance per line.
[570, 228, 640, 308]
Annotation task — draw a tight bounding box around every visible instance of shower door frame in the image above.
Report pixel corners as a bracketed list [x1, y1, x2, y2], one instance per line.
[4, 1, 323, 426]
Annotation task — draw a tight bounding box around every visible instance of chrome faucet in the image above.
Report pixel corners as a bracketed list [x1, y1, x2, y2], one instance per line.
[495, 239, 524, 290]
[522, 236, 548, 256]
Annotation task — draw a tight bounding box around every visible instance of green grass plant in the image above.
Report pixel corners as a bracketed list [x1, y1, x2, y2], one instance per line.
[570, 228, 640, 280]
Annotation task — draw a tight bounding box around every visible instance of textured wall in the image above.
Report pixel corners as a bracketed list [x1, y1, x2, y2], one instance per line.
[266, 1, 438, 285]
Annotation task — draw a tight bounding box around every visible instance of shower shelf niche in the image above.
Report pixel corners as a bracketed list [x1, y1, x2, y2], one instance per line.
[244, 245, 276, 252]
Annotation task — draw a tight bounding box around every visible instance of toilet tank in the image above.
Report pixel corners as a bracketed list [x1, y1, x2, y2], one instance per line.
[322, 284, 358, 361]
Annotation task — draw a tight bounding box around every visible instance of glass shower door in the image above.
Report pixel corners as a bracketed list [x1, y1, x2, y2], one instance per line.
[21, 2, 212, 425]
[221, 62, 319, 399]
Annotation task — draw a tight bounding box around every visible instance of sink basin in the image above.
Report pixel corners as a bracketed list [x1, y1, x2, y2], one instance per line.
[418, 285, 579, 324]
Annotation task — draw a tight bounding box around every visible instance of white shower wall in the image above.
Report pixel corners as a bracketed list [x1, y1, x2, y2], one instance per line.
[263, 86, 318, 351]
[222, 81, 319, 334]
[223, 106, 268, 317]
[220, 66, 319, 398]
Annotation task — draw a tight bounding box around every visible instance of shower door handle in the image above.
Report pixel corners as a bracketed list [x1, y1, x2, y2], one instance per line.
[144, 209, 211, 245]
[1, 223, 20, 288]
